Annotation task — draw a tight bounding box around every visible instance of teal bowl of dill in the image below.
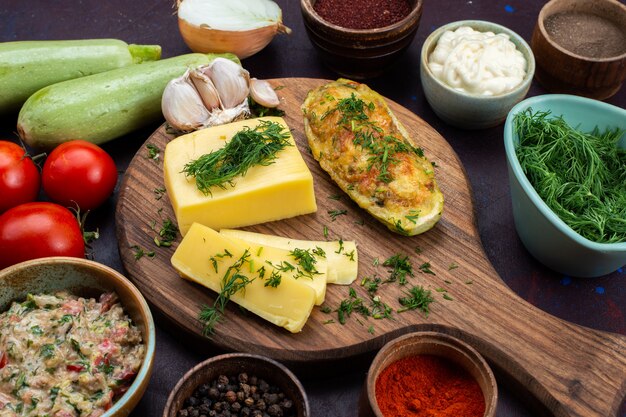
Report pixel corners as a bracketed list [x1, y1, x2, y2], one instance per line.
[504, 94, 626, 277]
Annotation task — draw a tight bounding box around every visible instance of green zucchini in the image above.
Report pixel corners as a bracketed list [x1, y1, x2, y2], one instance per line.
[17, 53, 239, 150]
[0, 39, 161, 113]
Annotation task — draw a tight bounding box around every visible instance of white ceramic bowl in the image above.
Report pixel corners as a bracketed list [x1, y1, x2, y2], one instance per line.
[420, 20, 535, 129]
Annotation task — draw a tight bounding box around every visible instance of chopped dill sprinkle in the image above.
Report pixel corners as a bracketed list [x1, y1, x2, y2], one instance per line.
[328, 209, 348, 221]
[419, 262, 435, 275]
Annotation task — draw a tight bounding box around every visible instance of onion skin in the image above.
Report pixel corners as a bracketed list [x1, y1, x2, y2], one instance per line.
[178, 18, 290, 59]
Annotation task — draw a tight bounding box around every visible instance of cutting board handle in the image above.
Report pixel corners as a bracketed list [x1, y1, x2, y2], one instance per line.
[449, 264, 626, 417]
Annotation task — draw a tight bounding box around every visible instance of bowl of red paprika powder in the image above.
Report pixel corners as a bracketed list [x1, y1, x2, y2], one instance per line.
[301, 0, 423, 79]
[359, 331, 497, 417]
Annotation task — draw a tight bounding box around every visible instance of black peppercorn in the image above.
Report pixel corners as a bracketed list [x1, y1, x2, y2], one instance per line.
[178, 371, 297, 417]
[267, 404, 282, 417]
[225, 390, 237, 403]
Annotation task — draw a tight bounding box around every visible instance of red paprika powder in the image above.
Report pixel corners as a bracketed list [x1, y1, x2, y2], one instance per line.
[375, 355, 485, 417]
[313, 0, 412, 30]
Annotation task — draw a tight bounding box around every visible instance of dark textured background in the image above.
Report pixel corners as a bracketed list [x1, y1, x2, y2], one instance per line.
[1, 0, 624, 416]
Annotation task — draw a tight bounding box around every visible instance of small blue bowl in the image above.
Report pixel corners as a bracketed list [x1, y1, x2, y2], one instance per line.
[504, 94, 626, 277]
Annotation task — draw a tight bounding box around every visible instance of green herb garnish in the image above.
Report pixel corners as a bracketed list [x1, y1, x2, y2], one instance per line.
[383, 254, 414, 284]
[153, 187, 166, 200]
[419, 262, 435, 275]
[153, 218, 178, 247]
[183, 120, 291, 195]
[328, 209, 347, 221]
[264, 271, 282, 288]
[131, 245, 155, 260]
[40, 344, 55, 359]
[514, 109, 626, 243]
[146, 144, 160, 161]
[199, 249, 256, 335]
[398, 286, 434, 314]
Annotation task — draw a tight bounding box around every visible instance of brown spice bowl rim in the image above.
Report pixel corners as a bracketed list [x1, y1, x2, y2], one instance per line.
[536, 0, 626, 62]
[163, 353, 311, 417]
[365, 331, 498, 417]
[301, 0, 423, 35]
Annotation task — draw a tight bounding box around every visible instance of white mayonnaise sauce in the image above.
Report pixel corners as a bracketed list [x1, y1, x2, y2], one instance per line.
[428, 26, 527, 96]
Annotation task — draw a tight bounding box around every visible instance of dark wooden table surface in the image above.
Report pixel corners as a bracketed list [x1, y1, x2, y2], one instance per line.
[1, 1, 625, 416]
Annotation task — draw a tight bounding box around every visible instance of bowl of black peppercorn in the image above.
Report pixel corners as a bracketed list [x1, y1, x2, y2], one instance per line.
[163, 353, 310, 417]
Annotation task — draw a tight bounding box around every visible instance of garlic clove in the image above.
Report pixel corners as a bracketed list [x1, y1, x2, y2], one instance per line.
[161, 71, 210, 132]
[204, 58, 250, 109]
[249, 78, 280, 108]
[189, 68, 222, 111]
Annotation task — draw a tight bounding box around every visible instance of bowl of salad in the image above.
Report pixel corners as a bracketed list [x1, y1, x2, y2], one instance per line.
[504, 94, 626, 277]
[0, 257, 155, 417]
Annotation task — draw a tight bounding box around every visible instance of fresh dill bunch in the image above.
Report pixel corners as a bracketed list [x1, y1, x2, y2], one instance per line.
[514, 109, 626, 243]
[183, 120, 292, 195]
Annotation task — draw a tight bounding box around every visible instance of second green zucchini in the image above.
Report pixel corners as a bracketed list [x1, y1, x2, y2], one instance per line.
[18, 53, 239, 149]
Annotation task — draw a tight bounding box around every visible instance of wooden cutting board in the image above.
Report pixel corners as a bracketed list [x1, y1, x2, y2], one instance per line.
[115, 78, 626, 417]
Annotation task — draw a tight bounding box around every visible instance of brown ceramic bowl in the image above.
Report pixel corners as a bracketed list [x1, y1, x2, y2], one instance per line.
[359, 331, 497, 417]
[300, 0, 423, 79]
[0, 257, 156, 417]
[163, 353, 310, 417]
[531, 0, 626, 100]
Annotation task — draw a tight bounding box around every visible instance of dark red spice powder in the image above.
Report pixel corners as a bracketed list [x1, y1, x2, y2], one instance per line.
[314, 0, 412, 30]
[375, 355, 486, 417]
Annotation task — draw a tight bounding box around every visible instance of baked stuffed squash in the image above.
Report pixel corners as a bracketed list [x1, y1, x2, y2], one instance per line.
[302, 79, 444, 236]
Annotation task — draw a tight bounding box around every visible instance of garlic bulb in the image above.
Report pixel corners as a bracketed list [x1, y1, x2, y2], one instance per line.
[177, 0, 291, 59]
[250, 78, 280, 108]
[163, 59, 284, 133]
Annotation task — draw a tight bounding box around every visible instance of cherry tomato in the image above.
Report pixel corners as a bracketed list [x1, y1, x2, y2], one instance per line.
[0, 202, 85, 269]
[0, 141, 40, 213]
[42, 140, 118, 210]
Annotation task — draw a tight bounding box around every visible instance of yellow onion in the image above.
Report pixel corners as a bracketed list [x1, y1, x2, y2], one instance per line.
[177, 0, 291, 59]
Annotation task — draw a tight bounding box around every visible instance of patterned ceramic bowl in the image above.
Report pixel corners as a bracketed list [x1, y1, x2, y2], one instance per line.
[0, 257, 155, 417]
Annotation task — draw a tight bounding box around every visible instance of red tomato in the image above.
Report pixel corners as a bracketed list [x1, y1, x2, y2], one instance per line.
[42, 140, 118, 210]
[0, 141, 40, 213]
[0, 202, 85, 269]
[0, 350, 6, 368]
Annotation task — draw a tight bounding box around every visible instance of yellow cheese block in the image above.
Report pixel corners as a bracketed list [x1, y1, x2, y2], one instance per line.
[171, 222, 316, 333]
[227, 235, 328, 305]
[164, 117, 317, 236]
[220, 229, 358, 285]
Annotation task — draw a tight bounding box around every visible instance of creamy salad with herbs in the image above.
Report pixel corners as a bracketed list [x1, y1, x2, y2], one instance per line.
[0, 292, 144, 417]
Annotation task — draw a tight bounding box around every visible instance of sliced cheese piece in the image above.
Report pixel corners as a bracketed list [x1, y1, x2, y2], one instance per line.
[171, 222, 316, 333]
[164, 117, 317, 236]
[220, 229, 358, 285]
[226, 235, 328, 305]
